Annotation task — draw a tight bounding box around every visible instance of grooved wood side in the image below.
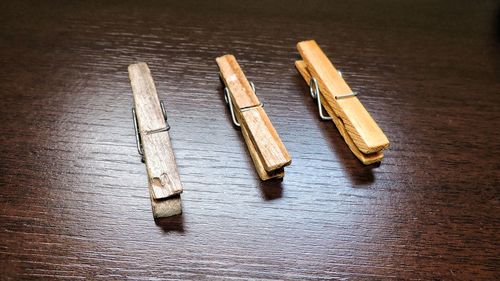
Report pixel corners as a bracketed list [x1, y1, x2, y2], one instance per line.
[241, 108, 291, 171]
[148, 192, 182, 219]
[128, 62, 183, 200]
[297, 40, 389, 154]
[240, 116, 285, 180]
[295, 60, 383, 164]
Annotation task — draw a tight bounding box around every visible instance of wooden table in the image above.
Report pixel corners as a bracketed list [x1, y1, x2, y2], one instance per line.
[1, 1, 499, 280]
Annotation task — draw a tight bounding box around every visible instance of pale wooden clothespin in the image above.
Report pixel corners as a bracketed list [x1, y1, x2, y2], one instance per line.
[129, 62, 183, 218]
[216, 55, 291, 180]
[295, 40, 389, 164]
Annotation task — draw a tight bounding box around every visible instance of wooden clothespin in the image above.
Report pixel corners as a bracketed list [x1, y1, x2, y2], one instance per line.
[129, 62, 183, 218]
[216, 55, 291, 180]
[295, 40, 389, 164]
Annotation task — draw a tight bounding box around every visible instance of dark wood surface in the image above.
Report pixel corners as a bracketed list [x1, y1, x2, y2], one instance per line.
[1, 1, 499, 280]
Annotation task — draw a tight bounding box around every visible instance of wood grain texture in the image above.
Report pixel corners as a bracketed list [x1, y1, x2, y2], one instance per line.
[129, 63, 183, 214]
[216, 54, 261, 109]
[295, 60, 384, 164]
[297, 40, 390, 154]
[0, 0, 499, 280]
[129, 63, 168, 133]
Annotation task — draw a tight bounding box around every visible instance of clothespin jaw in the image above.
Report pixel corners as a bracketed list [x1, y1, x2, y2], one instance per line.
[129, 62, 183, 218]
[216, 55, 291, 180]
[295, 40, 389, 164]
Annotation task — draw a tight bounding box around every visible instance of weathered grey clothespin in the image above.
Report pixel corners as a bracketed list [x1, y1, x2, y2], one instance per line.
[129, 62, 183, 218]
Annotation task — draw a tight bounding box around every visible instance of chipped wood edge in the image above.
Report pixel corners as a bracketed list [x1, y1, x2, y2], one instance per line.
[141, 132, 183, 199]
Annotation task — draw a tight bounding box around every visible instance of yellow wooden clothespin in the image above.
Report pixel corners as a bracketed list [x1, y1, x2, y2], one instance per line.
[216, 55, 291, 180]
[129, 62, 183, 218]
[295, 40, 389, 164]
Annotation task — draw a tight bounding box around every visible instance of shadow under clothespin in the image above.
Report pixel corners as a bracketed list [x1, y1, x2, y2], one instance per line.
[258, 178, 284, 201]
[154, 211, 185, 233]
